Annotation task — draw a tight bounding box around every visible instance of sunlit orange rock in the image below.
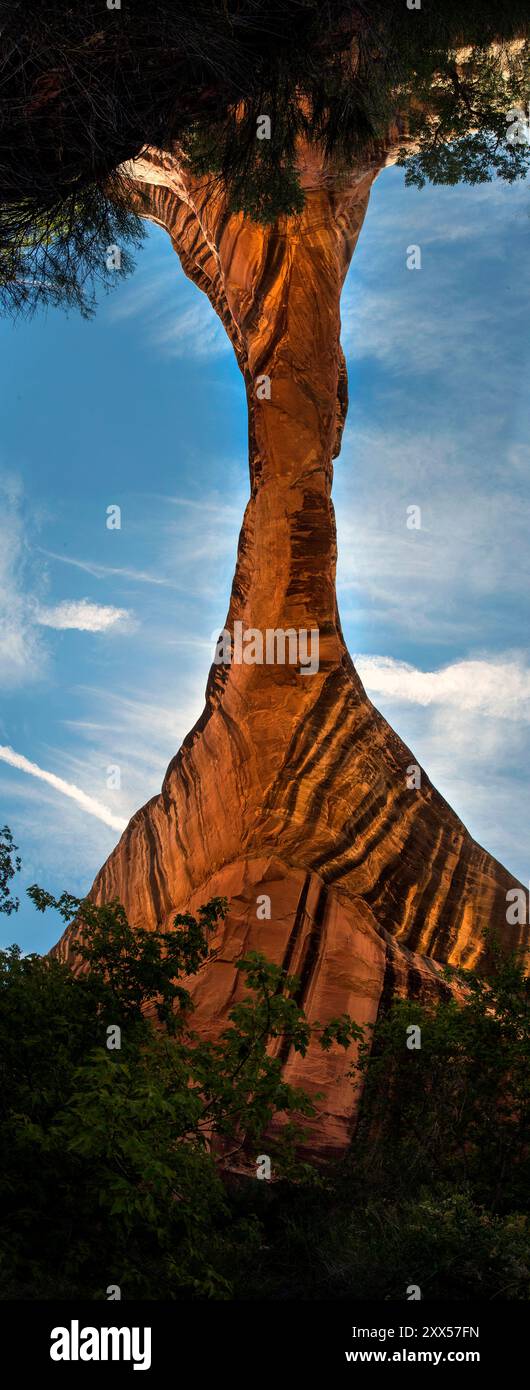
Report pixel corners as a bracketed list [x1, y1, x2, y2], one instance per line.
[53, 145, 528, 1153]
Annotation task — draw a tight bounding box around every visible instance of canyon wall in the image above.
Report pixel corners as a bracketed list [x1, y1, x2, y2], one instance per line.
[53, 145, 528, 1154]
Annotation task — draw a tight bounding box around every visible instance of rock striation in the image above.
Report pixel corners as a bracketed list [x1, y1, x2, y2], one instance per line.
[54, 144, 528, 1153]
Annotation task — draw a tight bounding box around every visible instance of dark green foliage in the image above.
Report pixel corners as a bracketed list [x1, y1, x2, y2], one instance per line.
[231, 1182, 530, 1300]
[0, 0, 363, 314]
[2, 2, 530, 315]
[26, 885, 228, 1032]
[0, 176, 146, 319]
[229, 941, 530, 1300]
[397, 43, 530, 187]
[0, 826, 21, 915]
[2, 828, 529, 1300]
[0, 841, 360, 1298]
[228, 159, 306, 226]
[352, 941, 530, 1214]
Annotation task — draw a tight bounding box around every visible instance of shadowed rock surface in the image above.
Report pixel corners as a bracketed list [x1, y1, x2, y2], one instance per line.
[53, 144, 528, 1153]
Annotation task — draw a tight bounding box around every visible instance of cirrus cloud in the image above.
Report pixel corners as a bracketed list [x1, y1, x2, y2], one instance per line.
[35, 598, 132, 632]
[356, 653, 530, 722]
[0, 744, 127, 832]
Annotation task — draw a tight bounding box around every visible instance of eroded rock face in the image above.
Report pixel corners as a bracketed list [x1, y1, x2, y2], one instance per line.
[161, 856, 456, 1157]
[53, 146, 528, 1152]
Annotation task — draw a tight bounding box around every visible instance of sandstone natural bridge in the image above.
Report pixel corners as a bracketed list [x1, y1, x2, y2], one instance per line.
[54, 141, 528, 1155]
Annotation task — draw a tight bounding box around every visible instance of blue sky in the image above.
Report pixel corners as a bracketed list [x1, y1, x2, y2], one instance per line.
[1, 165, 529, 953]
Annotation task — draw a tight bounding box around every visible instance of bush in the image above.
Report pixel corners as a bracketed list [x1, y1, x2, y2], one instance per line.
[2, 2, 530, 315]
[1, 828, 528, 1300]
[0, 836, 360, 1298]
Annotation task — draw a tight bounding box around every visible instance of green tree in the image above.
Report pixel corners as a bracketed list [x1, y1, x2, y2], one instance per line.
[226, 938, 530, 1301]
[2, 2, 530, 315]
[0, 850, 361, 1298]
[2, 828, 529, 1301]
[397, 42, 530, 187]
[0, 826, 21, 915]
[0, 183, 146, 319]
[351, 939, 530, 1213]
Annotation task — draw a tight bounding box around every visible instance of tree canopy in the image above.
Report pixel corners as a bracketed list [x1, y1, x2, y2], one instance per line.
[0, 832, 361, 1297]
[1, 1, 530, 316]
[1, 828, 529, 1298]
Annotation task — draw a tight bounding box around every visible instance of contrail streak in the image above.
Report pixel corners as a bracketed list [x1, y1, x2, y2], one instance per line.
[0, 745, 127, 832]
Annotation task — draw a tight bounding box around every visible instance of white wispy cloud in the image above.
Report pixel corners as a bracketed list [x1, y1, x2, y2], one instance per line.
[353, 166, 530, 263]
[0, 475, 47, 689]
[0, 477, 139, 689]
[0, 746, 127, 832]
[341, 280, 489, 374]
[0, 776, 121, 899]
[357, 653, 530, 722]
[40, 550, 182, 589]
[107, 247, 230, 359]
[340, 166, 530, 401]
[159, 493, 242, 519]
[36, 599, 132, 632]
[149, 482, 247, 602]
[355, 650, 530, 881]
[64, 685, 204, 778]
[335, 418, 530, 645]
[39, 479, 246, 606]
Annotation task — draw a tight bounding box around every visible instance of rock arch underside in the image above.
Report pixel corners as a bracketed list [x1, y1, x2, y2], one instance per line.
[54, 140, 529, 1157]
